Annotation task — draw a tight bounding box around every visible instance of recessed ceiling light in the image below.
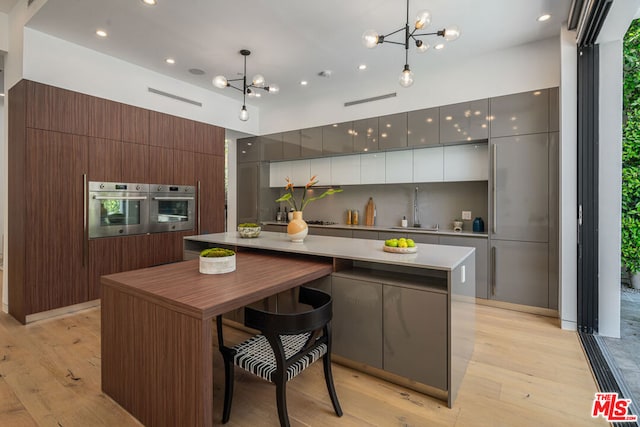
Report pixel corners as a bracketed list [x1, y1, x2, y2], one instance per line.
[538, 14, 551, 22]
[142, 0, 157, 5]
[300, 80, 308, 86]
[434, 43, 445, 50]
[358, 64, 367, 70]
[96, 29, 108, 38]
[165, 58, 175, 64]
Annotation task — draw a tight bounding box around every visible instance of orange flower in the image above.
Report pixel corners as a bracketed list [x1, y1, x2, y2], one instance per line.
[305, 175, 319, 188]
[284, 177, 294, 191]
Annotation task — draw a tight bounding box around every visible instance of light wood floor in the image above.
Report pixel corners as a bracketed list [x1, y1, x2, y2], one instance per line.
[0, 305, 607, 427]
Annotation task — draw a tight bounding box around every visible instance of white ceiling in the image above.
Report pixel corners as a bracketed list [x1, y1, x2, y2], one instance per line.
[25, 0, 572, 112]
[0, 0, 18, 14]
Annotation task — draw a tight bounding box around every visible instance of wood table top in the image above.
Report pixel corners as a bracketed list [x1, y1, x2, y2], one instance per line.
[101, 252, 333, 320]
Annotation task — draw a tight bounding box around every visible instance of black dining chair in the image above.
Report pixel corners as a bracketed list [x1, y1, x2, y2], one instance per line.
[215, 286, 343, 427]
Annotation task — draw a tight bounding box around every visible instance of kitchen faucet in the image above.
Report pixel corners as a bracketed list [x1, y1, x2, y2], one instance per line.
[413, 187, 421, 228]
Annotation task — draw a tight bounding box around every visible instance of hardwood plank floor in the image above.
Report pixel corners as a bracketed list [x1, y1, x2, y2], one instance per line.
[0, 305, 607, 426]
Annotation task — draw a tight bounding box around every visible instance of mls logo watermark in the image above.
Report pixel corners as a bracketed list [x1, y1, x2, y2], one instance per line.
[592, 392, 638, 422]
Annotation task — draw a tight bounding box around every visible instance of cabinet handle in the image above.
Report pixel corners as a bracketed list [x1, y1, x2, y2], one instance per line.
[82, 173, 88, 268]
[491, 246, 496, 296]
[492, 144, 497, 234]
[197, 180, 201, 235]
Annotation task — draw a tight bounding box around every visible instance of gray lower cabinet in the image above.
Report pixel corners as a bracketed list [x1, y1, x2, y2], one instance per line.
[332, 276, 383, 369]
[352, 230, 379, 240]
[439, 236, 488, 299]
[378, 231, 408, 240]
[383, 286, 447, 390]
[308, 227, 352, 237]
[262, 224, 286, 232]
[411, 233, 439, 244]
[490, 240, 549, 307]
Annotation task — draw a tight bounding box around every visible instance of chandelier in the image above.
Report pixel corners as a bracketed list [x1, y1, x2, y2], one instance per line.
[362, 0, 460, 87]
[212, 50, 279, 121]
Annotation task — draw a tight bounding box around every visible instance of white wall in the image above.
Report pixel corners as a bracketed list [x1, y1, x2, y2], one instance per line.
[259, 37, 561, 134]
[560, 26, 578, 331]
[22, 28, 260, 136]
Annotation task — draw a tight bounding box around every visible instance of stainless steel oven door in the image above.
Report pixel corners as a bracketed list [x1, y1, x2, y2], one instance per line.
[88, 182, 150, 238]
[149, 184, 195, 233]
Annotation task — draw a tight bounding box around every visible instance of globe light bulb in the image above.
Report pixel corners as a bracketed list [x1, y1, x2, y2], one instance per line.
[362, 29, 380, 48]
[415, 10, 432, 29]
[399, 66, 414, 88]
[239, 106, 249, 121]
[212, 75, 228, 89]
[444, 26, 461, 41]
[416, 39, 429, 53]
[267, 84, 280, 94]
[252, 74, 265, 87]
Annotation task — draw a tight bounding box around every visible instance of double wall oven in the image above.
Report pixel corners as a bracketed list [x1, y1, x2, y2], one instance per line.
[88, 181, 195, 238]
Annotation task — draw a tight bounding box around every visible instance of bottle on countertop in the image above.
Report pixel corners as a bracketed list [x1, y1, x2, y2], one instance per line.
[401, 216, 408, 228]
[353, 209, 359, 225]
[473, 217, 485, 232]
[347, 209, 352, 225]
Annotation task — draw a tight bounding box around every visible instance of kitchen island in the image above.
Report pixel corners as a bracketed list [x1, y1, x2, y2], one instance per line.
[184, 231, 476, 408]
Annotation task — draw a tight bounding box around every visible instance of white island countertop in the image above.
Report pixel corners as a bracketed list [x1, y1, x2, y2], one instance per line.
[185, 231, 475, 272]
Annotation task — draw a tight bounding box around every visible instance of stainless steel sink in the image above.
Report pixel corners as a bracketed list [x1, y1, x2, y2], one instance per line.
[390, 226, 439, 231]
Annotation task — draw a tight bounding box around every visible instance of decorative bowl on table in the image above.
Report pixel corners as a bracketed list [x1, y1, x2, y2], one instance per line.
[199, 248, 236, 274]
[383, 237, 417, 254]
[237, 223, 261, 238]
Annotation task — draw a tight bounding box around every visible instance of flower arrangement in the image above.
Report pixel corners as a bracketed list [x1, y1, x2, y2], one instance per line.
[275, 175, 342, 211]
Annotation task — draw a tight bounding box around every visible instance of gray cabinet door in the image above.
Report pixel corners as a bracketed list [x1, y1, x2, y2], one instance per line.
[308, 227, 352, 237]
[549, 87, 559, 132]
[490, 89, 549, 137]
[237, 136, 261, 163]
[237, 162, 260, 224]
[379, 231, 408, 240]
[408, 107, 439, 147]
[383, 286, 447, 390]
[352, 230, 379, 240]
[491, 134, 548, 242]
[353, 117, 379, 153]
[262, 224, 286, 232]
[440, 99, 489, 144]
[439, 236, 488, 299]
[322, 122, 353, 155]
[261, 133, 283, 161]
[300, 127, 323, 158]
[282, 130, 301, 159]
[332, 276, 383, 369]
[410, 233, 439, 244]
[491, 240, 549, 308]
[378, 113, 407, 150]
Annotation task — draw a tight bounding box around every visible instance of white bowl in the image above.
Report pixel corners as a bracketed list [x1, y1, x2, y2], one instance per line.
[238, 226, 261, 238]
[199, 255, 236, 274]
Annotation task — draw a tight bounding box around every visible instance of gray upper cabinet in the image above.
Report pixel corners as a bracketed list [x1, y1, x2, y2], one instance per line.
[237, 136, 261, 163]
[261, 133, 283, 161]
[282, 130, 301, 159]
[322, 122, 353, 155]
[378, 113, 408, 150]
[549, 87, 559, 132]
[353, 117, 379, 153]
[490, 89, 549, 137]
[408, 107, 439, 147]
[300, 127, 323, 158]
[237, 161, 260, 224]
[440, 99, 489, 144]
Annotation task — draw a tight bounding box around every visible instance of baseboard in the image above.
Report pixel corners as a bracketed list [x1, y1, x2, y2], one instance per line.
[475, 298, 559, 318]
[25, 300, 101, 324]
[561, 319, 577, 331]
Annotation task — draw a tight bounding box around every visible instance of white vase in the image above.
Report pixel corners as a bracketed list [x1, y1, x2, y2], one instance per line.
[199, 255, 236, 274]
[287, 211, 308, 243]
[631, 272, 640, 290]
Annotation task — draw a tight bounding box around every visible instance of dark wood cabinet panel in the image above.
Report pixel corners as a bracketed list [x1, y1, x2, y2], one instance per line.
[122, 104, 149, 145]
[88, 97, 122, 140]
[24, 129, 88, 314]
[89, 237, 122, 300]
[195, 154, 225, 234]
[121, 234, 152, 271]
[149, 110, 173, 148]
[122, 142, 149, 183]
[88, 137, 122, 182]
[150, 231, 194, 265]
[148, 146, 174, 184]
[26, 80, 89, 135]
[193, 123, 225, 156]
[173, 149, 195, 185]
[174, 116, 195, 152]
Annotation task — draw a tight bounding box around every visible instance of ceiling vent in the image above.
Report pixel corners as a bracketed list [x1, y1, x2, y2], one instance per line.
[148, 87, 202, 107]
[344, 92, 397, 107]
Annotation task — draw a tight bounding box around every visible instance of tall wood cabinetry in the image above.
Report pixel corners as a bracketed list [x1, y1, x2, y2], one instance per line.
[8, 79, 226, 323]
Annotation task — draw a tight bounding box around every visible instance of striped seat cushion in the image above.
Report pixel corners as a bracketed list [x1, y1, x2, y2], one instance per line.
[232, 333, 327, 382]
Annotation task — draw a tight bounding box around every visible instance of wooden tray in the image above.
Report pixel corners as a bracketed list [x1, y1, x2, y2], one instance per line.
[383, 245, 417, 254]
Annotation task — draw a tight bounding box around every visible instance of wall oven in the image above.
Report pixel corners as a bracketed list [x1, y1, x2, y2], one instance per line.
[88, 182, 150, 238]
[149, 184, 195, 233]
